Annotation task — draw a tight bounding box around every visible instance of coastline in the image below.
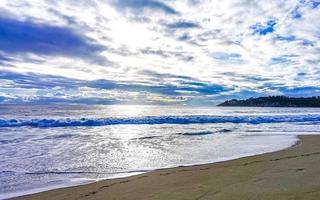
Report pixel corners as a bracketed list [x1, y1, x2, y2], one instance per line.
[12, 135, 320, 200]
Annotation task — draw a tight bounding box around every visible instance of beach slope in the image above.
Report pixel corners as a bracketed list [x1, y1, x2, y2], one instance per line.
[14, 135, 320, 200]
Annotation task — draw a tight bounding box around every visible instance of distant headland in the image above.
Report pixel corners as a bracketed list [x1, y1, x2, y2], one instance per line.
[217, 96, 320, 107]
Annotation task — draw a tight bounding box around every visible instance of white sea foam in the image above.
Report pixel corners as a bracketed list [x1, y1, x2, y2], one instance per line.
[1, 114, 320, 128]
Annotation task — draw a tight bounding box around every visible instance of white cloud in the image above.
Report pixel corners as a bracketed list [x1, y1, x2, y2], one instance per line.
[0, 0, 319, 104]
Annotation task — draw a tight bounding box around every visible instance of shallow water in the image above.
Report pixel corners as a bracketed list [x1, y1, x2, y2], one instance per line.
[1, 105, 320, 199]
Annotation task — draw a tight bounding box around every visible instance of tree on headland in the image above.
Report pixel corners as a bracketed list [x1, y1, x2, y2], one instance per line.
[217, 96, 320, 107]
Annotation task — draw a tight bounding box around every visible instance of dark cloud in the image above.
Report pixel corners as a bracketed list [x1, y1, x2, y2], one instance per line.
[187, 0, 201, 5]
[3, 70, 319, 104]
[279, 86, 320, 97]
[161, 20, 202, 46]
[0, 17, 107, 64]
[274, 35, 297, 41]
[308, 0, 320, 9]
[274, 34, 314, 46]
[0, 71, 83, 89]
[173, 33, 203, 47]
[269, 55, 298, 65]
[211, 52, 241, 60]
[109, 46, 138, 56]
[256, 84, 320, 97]
[0, 96, 120, 105]
[178, 33, 192, 41]
[222, 72, 271, 82]
[290, 6, 302, 19]
[112, 0, 179, 15]
[141, 70, 198, 81]
[0, 52, 16, 67]
[297, 72, 307, 76]
[210, 52, 244, 64]
[166, 21, 200, 29]
[0, 70, 231, 103]
[139, 47, 194, 61]
[138, 70, 231, 95]
[178, 83, 230, 95]
[300, 39, 314, 46]
[289, 1, 319, 19]
[196, 29, 221, 42]
[46, 8, 81, 26]
[0, 53, 13, 62]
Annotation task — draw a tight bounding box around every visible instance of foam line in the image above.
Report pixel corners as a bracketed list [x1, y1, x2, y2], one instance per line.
[1, 114, 320, 128]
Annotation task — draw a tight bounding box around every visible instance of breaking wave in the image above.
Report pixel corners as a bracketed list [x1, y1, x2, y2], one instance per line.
[1, 114, 320, 128]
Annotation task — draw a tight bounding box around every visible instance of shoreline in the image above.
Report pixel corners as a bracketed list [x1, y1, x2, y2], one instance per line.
[3, 135, 298, 199]
[1, 135, 298, 199]
[13, 135, 320, 200]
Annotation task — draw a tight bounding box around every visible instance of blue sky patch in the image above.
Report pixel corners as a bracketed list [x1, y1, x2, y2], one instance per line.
[251, 19, 277, 35]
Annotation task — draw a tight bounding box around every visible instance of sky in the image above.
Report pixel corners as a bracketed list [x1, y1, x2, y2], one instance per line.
[0, 0, 319, 105]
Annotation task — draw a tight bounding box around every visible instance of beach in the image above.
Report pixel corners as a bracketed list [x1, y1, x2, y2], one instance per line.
[1, 0, 320, 198]
[13, 135, 320, 200]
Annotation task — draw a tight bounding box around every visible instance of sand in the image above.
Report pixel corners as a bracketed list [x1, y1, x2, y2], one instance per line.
[13, 135, 320, 200]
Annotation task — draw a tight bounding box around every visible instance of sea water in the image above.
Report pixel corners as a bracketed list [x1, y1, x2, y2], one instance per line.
[1, 105, 320, 199]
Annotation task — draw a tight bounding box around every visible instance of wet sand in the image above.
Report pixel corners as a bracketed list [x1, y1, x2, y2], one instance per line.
[14, 135, 320, 200]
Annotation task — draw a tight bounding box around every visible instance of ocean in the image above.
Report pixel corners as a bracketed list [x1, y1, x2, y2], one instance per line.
[1, 105, 320, 199]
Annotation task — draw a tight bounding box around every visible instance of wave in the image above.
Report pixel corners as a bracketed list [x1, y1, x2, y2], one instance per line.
[1, 114, 320, 128]
[38, 134, 78, 140]
[0, 169, 150, 175]
[0, 138, 25, 145]
[134, 136, 162, 140]
[179, 131, 213, 136]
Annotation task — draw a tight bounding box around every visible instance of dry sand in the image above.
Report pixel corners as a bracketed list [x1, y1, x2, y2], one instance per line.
[14, 135, 320, 200]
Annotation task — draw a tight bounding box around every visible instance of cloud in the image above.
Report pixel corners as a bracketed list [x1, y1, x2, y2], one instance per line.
[290, 7, 302, 19]
[273, 34, 314, 46]
[0, 52, 14, 66]
[308, 0, 320, 9]
[274, 34, 297, 41]
[0, 17, 106, 63]
[139, 47, 194, 61]
[279, 86, 320, 97]
[210, 52, 244, 64]
[111, 0, 179, 15]
[0, 70, 82, 89]
[269, 55, 298, 65]
[211, 52, 241, 60]
[222, 72, 271, 82]
[0, 70, 231, 104]
[165, 21, 200, 29]
[0, 0, 319, 105]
